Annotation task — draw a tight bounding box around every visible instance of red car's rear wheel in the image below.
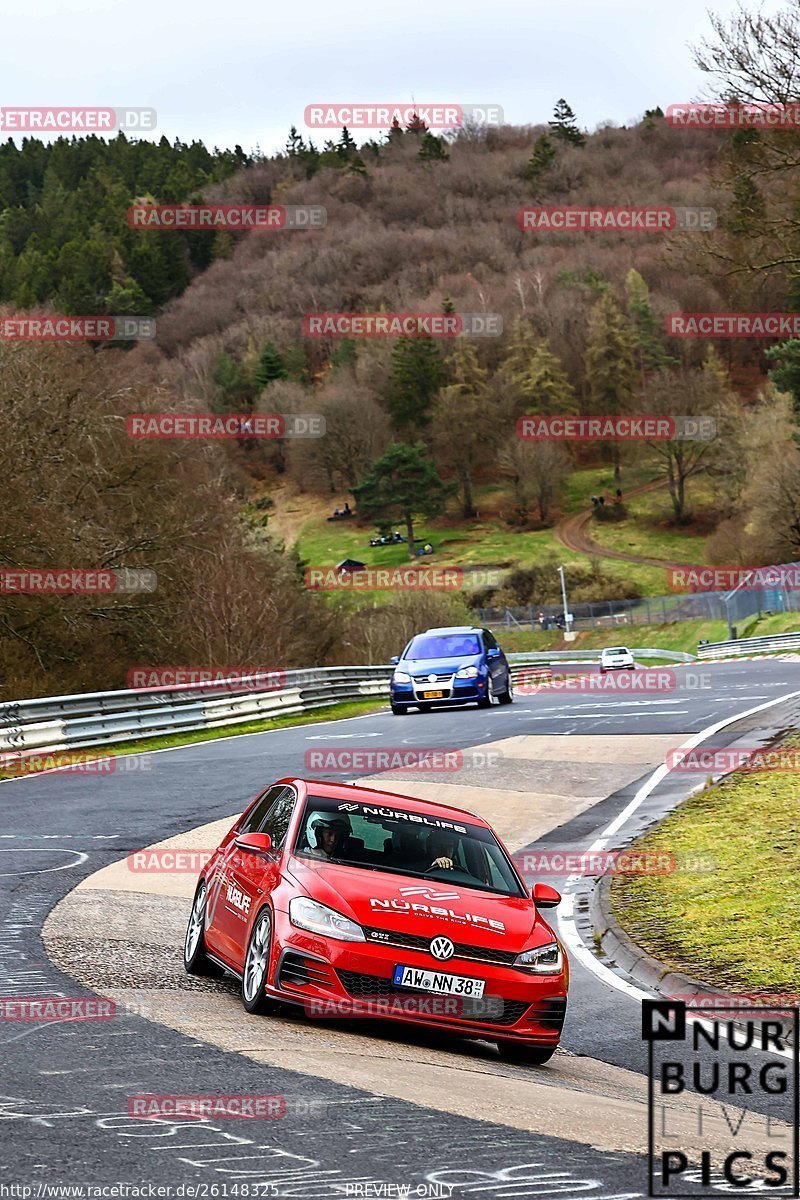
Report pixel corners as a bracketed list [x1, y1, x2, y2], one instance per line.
[183, 882, 217, 976]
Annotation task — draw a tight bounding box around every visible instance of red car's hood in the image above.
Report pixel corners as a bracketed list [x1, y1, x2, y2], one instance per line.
[285, 856, 550, 952]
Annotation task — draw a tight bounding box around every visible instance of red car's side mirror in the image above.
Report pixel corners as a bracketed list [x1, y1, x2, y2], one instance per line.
[532, 882, 561, 909]
[234, 832, 273, 855]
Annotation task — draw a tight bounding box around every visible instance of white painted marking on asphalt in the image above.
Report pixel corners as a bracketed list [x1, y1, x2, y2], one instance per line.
[556, 686, 800, 1061]
[304, 732, 382, 741]
[599, 688, 800, 842]
[0, 849, 88, 877]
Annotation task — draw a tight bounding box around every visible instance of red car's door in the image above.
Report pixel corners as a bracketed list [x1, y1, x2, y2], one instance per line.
[205, 784, 291, 965]
[221, 785, 298, 966]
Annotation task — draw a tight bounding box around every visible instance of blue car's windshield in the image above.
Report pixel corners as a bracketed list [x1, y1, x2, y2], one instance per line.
[406, 634, 481, 659]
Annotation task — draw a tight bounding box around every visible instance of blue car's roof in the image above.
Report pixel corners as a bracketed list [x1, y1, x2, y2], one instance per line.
[420, 625, 482, 635]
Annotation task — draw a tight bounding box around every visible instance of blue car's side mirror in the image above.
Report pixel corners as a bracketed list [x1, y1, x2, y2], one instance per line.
[487, 647, 500, 659]
[390, 655, 400, 665]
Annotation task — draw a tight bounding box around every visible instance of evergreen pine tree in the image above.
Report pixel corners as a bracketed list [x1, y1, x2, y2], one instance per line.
[418, 132, 449, 162]
[254, 342, 287, 391]
[384, 337, 445, 434]
[585, 292, 637, 483]
[523, 133, 557, 183]
[549, 99, 586, 146]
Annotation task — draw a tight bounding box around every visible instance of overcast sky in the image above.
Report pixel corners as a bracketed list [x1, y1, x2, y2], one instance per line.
[0, 0, 786, 153]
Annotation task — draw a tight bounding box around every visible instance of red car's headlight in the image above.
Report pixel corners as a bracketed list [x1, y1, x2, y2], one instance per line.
[514, 941, 564, 974]
[289, 897, 365, 942]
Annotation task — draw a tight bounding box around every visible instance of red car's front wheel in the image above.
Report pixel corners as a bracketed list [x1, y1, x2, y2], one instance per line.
[497, 1041, 556, 1066]
[242, 908, 276, 1014]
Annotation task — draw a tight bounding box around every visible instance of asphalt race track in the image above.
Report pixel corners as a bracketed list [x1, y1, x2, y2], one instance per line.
[2, 658, 799, 1198]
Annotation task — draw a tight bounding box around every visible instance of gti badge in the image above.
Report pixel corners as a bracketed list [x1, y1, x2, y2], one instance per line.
[430, 936, 455, 961]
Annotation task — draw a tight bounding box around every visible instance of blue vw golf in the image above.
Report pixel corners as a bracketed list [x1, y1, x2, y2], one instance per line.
[389, 625, 513, 715]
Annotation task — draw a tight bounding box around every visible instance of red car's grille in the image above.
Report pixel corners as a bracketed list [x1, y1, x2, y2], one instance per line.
[364, 926, 517, 966]
[336, 969, 530, 1026]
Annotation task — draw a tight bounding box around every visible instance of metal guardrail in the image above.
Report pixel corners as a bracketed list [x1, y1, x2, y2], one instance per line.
[0, 648, 696, 764]
[0, 658, 598, 763]
[697, 631, 800, 659]
[507, 649, 694, 664]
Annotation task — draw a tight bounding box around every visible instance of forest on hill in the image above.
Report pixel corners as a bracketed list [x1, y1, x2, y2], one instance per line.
[2, 2, 800, 697]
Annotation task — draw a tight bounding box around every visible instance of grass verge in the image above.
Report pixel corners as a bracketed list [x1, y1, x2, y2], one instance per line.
[611, 734, 800, 995]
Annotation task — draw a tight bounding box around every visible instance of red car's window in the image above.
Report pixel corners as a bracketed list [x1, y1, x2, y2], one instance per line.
[293, 795, 525, 897]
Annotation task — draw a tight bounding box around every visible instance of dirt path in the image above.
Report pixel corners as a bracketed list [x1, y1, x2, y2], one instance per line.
[555, 477, 699, 571]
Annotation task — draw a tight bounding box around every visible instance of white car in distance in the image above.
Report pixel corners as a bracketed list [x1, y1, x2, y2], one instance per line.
[599, 646, 635, 673]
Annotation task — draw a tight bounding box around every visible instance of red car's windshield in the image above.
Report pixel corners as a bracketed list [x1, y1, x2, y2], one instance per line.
[293, 795, 525, 897]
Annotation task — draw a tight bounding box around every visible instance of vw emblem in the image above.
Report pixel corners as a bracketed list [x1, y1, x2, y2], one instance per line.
[430, 936, 454, 961]
[428, 673, 437, 683]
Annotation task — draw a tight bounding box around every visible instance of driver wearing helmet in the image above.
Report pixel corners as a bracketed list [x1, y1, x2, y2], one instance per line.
[306, 811, 352, 860]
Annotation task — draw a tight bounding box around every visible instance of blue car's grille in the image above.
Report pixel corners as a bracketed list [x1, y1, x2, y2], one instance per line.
[412, 672, 453, 683]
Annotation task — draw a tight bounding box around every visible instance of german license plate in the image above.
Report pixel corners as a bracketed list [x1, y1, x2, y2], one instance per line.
[392, 965, 485, 998]
[421, 689, 443, 699]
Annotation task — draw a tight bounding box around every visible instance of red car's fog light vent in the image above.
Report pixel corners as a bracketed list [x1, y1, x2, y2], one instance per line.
[527, 997, 567, 1033]
[279, 952, 333, 990]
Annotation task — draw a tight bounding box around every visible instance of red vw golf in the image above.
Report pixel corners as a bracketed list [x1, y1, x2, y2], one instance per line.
[184, 779, 568, 1064]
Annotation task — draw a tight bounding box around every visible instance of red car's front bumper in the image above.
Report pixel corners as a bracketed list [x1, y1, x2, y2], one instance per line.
[265, 908, 568, 1046]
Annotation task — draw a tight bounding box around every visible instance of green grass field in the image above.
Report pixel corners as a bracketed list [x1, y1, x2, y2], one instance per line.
[492, 613, 800, 656]
[611, 733, 800, 994]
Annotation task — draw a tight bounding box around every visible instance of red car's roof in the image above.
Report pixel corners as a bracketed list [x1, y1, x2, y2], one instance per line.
[276, 777, 490, 828]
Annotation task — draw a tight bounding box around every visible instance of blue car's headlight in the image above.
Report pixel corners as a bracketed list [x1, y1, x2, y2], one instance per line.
[393, 670, 412, 683]
[455, 665, 479, 679]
